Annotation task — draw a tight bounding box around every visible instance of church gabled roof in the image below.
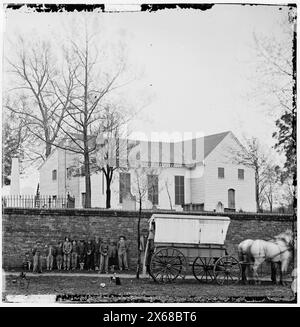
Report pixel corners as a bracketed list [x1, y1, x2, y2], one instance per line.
[38, 130, 233, 170]
[202, 131, 231, 158]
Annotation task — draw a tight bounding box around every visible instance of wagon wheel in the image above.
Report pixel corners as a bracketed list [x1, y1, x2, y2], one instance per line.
[213, 256, 242, 285]
[192, 257, 215, 283]
[149, 247, 187, 283]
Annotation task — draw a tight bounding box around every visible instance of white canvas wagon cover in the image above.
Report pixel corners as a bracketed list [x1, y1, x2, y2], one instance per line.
[150, 214, 230, 245]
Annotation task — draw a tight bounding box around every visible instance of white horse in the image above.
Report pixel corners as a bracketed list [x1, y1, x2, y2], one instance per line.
[238, 230, 294, 285]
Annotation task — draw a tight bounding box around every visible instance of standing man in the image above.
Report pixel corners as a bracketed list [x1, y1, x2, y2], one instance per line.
[85, 239, 94, 271]
[63, 237, 72, 270]
[94, 236, 101, 271]
[78, 240, 86, 270]
[117, 236, 129, 271]
[71, 240, 79, 270]
[56, 241, 63, 270]
[99, 239, 109, 273]
[46, 244, 55, 271]
[32, 241, 43, 273]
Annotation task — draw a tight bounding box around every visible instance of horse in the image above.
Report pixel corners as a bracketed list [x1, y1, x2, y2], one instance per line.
[239, 229, 294, 285]
[238, 238, 278, 284]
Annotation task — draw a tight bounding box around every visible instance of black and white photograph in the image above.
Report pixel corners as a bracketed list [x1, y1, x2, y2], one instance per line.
[0, 1, 297, 309]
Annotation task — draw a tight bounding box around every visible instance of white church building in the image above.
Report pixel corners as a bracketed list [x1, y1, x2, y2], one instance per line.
[38, 131, 256, 212]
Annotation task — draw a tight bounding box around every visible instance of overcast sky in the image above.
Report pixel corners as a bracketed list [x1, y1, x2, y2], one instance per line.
[2, 4, 292, 190]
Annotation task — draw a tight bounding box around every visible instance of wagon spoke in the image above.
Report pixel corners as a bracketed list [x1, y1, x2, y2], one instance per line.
[198, 271, 206, 281]
[151, 266, 164, 274]
[170, 266, 179, 277]
[193, 263, 202, 268]
[168, 256, 181, 264]
[151, 264, 165, 271]
[154, 257, 165, 265]
[168, 265, 181, 274]
[199, 257, 205, 266]
[206, 271, 212, 282]
[168, 268, 179, 280]
[207, 269, 214, 280]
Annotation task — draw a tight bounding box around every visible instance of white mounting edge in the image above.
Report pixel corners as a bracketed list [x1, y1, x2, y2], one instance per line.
[104, 4, 142, 12]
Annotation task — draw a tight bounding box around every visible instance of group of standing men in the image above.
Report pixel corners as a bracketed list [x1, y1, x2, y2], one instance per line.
[27, 235, 129, 274]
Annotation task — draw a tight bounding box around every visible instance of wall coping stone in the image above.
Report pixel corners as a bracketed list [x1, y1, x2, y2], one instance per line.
[3, 207, 294, 221]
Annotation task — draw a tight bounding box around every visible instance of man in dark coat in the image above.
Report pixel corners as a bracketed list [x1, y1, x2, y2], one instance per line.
[93, 236, 101, 271]
[78, 240, 86, 270]
[85, 239, 95, 271]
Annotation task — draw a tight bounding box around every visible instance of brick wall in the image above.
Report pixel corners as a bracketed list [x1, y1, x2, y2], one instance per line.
[2, 208, 294, 269]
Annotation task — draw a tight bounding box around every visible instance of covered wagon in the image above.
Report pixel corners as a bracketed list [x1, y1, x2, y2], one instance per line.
[145, 214, 241, 284]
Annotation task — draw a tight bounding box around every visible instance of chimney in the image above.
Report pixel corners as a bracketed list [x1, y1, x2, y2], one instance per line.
[10, 157, 20, 195]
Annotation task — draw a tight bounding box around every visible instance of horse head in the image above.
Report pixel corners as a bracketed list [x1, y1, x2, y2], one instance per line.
[274, 229, 294, 250]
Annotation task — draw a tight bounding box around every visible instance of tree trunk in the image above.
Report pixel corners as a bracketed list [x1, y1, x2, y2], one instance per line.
[136, 197, 142, 279]
[44, 128, 51, 158]
[45, 142, 51, 158]
[255, 184, 260, 212]
[165, 183, 173, 210]
[83, 35, 91, 209]
[255, 172, 260, 212]
[84, 150, 91, 208]
[104, 166, 113, 209]
[269, 192, 273, 212]
[106, 187, 111, 209]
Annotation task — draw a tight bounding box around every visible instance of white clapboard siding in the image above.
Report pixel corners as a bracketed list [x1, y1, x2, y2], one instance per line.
[39, 149, 59, 196]
[204, 132, 256, 212]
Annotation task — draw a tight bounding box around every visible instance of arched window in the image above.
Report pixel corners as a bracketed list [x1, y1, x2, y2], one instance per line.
[228, 189, 235, 209]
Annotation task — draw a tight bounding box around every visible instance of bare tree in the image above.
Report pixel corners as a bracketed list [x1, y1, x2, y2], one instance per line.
[94, 106, 133, 209]
[263, 164, 281, 212]
[5, 37, 74, 161]
[277, 171, 296, 213]
[130, 166, 161, 279]
[230, 137, 271, 212]
[2, 110, 28, 185]
[49, 18, 130, 208]
[253, 11, 293, 116]
[253, 8, 296, 212]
